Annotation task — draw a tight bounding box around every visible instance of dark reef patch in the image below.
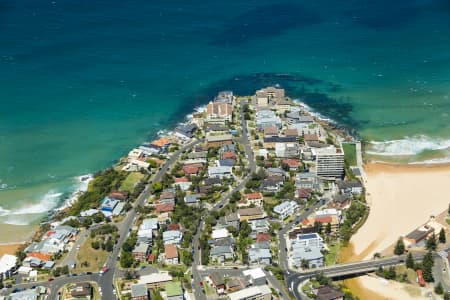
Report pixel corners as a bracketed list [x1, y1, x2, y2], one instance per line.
[166, 72, 365, 134]
[209, 3, 321, 46]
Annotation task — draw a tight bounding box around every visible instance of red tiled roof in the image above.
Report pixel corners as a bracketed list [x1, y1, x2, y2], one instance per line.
[28, 252, 52, 262]
[222, 152, 237, 159]
[175, 177, 189, 183]
[148, 253, 155, 262]
[183, 166, 200, 174]
[165, 244, 178, 259]
[304, 134, 319, 142]
[156, 203, 174, 213]
[297, 188, 312, 198]
[245, 192, 263, 200]
[151, 137, 170, 147]
[256, 233, 271, 243]
[314, 216, 333, 224]
[282, 159, 299, 168]
[168, 223, 180, 231]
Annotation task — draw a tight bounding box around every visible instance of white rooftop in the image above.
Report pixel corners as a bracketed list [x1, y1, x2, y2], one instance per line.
[212, 228, 229, 240]
[243, 267, 266, 280]
[0, 254, 17, 274]
[138, 272, 173, 284]
[228, 285, 271, 300]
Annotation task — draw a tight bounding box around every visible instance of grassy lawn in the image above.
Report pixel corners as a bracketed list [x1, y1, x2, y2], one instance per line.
[342, 143, 357, 166]
[325, 241, 341, 265]
[74, 237, 110, 273]
[120, 172, 145, 192]
[446, 218, 450, 226]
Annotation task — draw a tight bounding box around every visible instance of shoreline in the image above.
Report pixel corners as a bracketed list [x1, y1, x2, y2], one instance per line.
[341, 160, 450, 299]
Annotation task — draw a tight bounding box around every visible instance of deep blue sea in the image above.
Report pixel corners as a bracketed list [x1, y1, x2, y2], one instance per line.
[1, 0, 450, 230]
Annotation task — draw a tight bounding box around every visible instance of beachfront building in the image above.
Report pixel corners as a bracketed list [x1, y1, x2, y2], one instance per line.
[215, 90, 234, 104]
[0, 254, 17, 279]
[315, 146, 345, 179]
[273, 201, 299, 220]
[255, 86, 285, 107]
[100, 197, 124, 217]
[206, 102, 233, 124]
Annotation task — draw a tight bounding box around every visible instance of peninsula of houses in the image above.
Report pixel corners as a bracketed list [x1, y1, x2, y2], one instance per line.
[2, 86, 448, 300]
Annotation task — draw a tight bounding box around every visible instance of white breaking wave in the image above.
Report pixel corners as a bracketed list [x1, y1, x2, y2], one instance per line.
[57, 174, 93, 211]
[0, 190, 62, 218]
[292, 99, 336, 124]
[366, 135, 450, 156]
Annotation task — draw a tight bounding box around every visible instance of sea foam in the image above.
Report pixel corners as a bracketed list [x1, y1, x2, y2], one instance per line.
[366, 135, 450, 156]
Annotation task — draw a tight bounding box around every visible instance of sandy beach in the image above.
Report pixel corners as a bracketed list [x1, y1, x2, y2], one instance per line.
[344, 162, 450, 299]
[0, 243, 23, 257]
[351, 162, 450, 259]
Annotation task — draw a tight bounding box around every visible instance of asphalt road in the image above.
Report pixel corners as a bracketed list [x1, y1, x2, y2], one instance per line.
[192, 100, 257, 299]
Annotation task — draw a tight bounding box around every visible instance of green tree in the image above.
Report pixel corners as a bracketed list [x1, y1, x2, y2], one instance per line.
[435, 282, 444, 295]
[406, 252, 415, 269]
[439, 228, 446, 244]
[394, 237, 405, 255]
[426, 233, 437, 251]
[325, 222, 332, 235]
[152, 290, 164, 300]
[120, 251, 135, 268]
[444, 292, 450, 300]
[422, 250, 434, 282]
[0, 276, 4, 289]
[152, 181, 163, 192]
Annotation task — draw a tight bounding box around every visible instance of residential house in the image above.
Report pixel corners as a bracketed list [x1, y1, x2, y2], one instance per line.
[212, 228, 230, 240]
[243, 268, 267, 286]
[248, 248, 271, 265]
[256, 110, 282, 130]
[295, 188, 312, 200]
[100, 197, 123, 217]
[208, 166, 233, 179]
[206, 124, 229, 135]
[273, 201, 299, 220]
[218, 159, 235, 167]
[228, 285, 272, 300]
[291, 233, 324, 250]
[225, 213, 240, 230]
[137, 272, 173, 290]
[184, 194, 200, 206]
[122, 159, 150, 172]
[130, 283, 149, 300]
[332, 194, 352, 209]
[157, 212, 171, 226]
[263, 136, 297, 148]
[261, 176, 284, 193]
[165, 282, 184, 300]
[291, 245, 324, 269]
[238, 193, 263, 208]
[209, 272, 226, 295]
[285, 128, 298, 137]
[192, 112, 205, 128]
[275, 143, 300, 158]
[174, 124, 197, 139]
[282, 159, 300, 170]
[222, 151, 237, 160]
[159, 189, 176, 205]
[109, 191, 129, 201]
[295, 172, 319, 190]
[238, 207, 265, 222]
[182, 165, 200, 176]
[286, 111, 313, 125]
[203, 177, 222, 186]
[249, 219, 270, 235]
[206, 134, 233, 148]
[263, 126, 279, 137]
[132, 243, 150, 262]
[174, 177, 192, 191]
[206, 102, 233, 124]
[227, 277, 249, 293]
[304, 134, 319, 143]
[336, 180, 363, 195]
[128, 148, 144, 160]
[301, 209, 341, 234]
[188, 151, 208, 160]
[266, 168, 286, 178]
[155, 203, 175, 215]
[209, 245, 234, 263]
[163, 230, 183, 245]
[164, 244, 179, 265]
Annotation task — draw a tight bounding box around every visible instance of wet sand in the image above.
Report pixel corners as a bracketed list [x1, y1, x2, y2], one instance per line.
[0, 223, 37, 243]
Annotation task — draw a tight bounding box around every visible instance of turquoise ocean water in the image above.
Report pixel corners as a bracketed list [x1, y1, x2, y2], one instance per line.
[1, 0, 450, 231]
